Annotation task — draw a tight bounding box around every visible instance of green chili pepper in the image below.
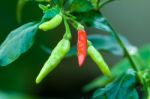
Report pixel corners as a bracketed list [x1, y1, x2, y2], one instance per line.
[36, 38, 70, 84]
[87, 41, 111, 77]
[39, 14, 62, 31]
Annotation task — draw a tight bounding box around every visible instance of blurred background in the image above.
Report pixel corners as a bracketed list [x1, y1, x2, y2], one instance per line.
[0, 0, 150, 98]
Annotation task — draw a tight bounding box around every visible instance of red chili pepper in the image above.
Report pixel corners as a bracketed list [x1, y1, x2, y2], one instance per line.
[77, 29, 87, 67]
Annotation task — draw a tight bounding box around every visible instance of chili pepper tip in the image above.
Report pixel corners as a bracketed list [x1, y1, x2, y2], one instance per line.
[78, 54, 85, 67]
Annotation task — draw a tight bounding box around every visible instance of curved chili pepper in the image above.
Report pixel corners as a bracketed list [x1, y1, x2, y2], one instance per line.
[87, 41, 111, 77]
[36, 38, 70, 84]
[39, 14, 62, 31]
[77, 29, 87, 67]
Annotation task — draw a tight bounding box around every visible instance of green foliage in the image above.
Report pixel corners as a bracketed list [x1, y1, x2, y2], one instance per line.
[52, 0, 64, 6]
[0, 22, 39, 66]
[68, 0, 94, 12]
[83, 59, 130, 92]
[0, 91, 37, 99]
[1, 0, 150, 98]
[83, 43, 150, 92]
[74, 10, 112, 32]
[41, 6, 61, 22]
[92, 69, 139, 99]
[90, 0, 99, 8]
[87, 34, 136, 56]
[39, 4, 50, 12]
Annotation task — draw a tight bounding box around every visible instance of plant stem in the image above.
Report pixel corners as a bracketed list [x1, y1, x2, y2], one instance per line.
[99, 0, 149, 95]
[101, 15, 147, 86]
[102, 16, 139, 71]
[63, 16, 72, 40]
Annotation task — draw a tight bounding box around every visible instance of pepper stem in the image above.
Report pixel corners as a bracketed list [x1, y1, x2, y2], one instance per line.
[66, 16, 84, 31]
[87, 40, 92, 47]
[104, 20, 138, 71]
[63, 16, 72, 40]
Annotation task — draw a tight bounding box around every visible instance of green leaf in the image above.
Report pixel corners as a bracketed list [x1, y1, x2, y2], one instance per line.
[92, 69, 139, 99]
[83, 43, 150, 92]
[39, 4, 50, 13]
[88, 34, 136, 56]
[36, 0, 50, 2]
[82, 59, 130, 92]
[41, 34, 136, 57]
[90, 0, 99, 9]
[74, 10, 112, 32]
[0, 91, 38, 99]
[41, 6, 60, 22]
[68, 0, 94, 12]
[52, 0, 64, 6]
[0, 22, 39, 66]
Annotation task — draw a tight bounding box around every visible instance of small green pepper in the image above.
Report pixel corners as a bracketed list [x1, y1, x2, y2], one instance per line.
[87, 41, 111, 77]
[36, 38, 70, 84]
[39, 14, 62, 31]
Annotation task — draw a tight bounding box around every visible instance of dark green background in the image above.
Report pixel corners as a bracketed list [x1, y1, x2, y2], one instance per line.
[0, 0, 150, 98]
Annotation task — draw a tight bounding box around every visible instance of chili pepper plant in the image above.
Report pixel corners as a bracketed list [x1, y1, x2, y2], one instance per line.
[0, 0, 150, 98]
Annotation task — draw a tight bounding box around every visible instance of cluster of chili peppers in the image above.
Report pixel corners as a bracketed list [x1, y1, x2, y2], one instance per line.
[36, 12, 111, 84]
[77, 29, 111, 77]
